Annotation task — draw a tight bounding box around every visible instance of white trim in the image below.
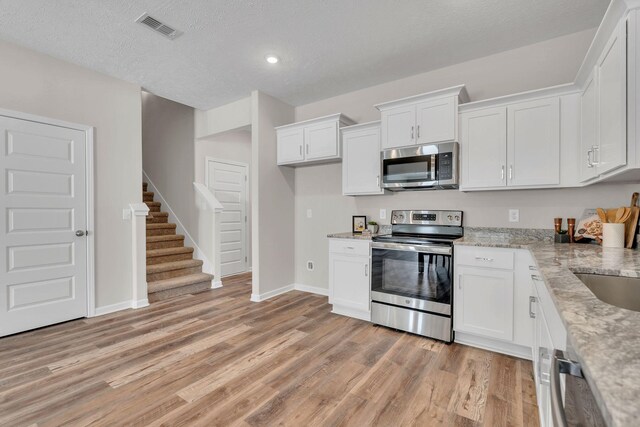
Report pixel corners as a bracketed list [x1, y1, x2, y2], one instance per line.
[250, 284, 295, 302]
[458, 83, 580, 112]
[331, 306, 371, 322]
[132, 298, 149, 309]
[212, 280, 223, 289]
[455, 331, 532, 360]
[205, 157, 251, 275]
[94, 301, 133, 317]
[0, 108, 97, 318]
[142, 170, 215, 276]
[274, 113, 355, 130]
[374, 84, 469, 111]
[293, 283, 329, 296]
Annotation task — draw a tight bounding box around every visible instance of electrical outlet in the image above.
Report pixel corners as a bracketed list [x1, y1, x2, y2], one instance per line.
[122, 208, 131, 220]
[306, 209, 312, 219]
[306, 260, 314, 271]
[380, 209, 387, 220]
[509, 209, 520, 223]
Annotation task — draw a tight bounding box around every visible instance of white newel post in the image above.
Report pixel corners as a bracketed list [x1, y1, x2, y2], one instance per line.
[193, 182, 224, 288]
[130, 202, 150, 308]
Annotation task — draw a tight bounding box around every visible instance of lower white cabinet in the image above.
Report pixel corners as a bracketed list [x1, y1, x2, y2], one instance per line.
[453, 246, 533, 359]
[328, 239, 371, 321]
[455, 266, 514, 341]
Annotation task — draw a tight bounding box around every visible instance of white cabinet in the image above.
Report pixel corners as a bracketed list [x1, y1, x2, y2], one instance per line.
[578, 18, 628, 181]
[454, 246, 533, 359]
[460, 96, 561, 190]
[455, 266, 514, 341]
[328, 239, 371, 321]
[375, 85, 469, 150]
[341, 121, 384, 196]
[276, 113, 355, 166]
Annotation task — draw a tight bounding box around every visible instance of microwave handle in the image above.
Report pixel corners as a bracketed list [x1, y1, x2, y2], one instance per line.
[431, 154, 437, 181]
[551, 349, 584, 427]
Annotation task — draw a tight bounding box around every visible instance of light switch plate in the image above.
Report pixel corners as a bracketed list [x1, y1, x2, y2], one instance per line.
[306, 209, 312, 219]
[123, 208, 132, 221]
[380, 209, 387, 220]
[509, 209, 520, 223]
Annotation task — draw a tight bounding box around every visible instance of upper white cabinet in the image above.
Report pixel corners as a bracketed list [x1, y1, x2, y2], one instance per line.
[341, 121, 384, 196]
[579, 18, 628, 182]
[375, 85, 469, 150]
[460, 94, 563, 190]
[276, 114, 355, 166]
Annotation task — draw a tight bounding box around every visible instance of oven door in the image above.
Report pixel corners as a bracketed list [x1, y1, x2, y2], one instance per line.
[370, 242, 452, 315]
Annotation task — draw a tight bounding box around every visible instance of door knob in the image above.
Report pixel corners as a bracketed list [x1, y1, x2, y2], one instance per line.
[75, 230, 86, 237]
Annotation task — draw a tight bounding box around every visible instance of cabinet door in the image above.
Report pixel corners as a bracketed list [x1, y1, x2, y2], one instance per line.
[507, 97, 560, 187]
[416, 96, 456, 144]
[460, 107, 507, 189]
[277, 128, 304, 165]
[304, 121, 339, 161]
[381, 105, 416, 149]
[580, 69, 599, 182]
[596, 20, 627, 175]
[454, 266, 514, 341]
[329, 254, 370, 313]
[342, 127, 383, 195]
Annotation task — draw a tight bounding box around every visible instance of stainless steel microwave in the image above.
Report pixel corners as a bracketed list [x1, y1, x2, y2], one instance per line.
[381, 142, 459, 191]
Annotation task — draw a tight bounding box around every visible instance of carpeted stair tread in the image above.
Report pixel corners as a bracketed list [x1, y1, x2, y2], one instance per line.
[147, 246, 194, 258]
[148, 272, 213, 293]
[147, 259, 203, 274]
[146, 223, 176, 230]
[145, 201, 161, 207]
[147, 234, 184, 243]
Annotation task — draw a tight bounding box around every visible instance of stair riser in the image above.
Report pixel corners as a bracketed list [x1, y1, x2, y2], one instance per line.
[148, 281, 211, 302]
[147, 252, 193, 265]
[146, 239, 184, 250]
[147, 216, 169, 224]
[147, 266, 202, 282]
[142, 184, 148, 192]
[146, 228, 177, 237]
[147, 206, 161, 213]
[143, 194, 154, 202]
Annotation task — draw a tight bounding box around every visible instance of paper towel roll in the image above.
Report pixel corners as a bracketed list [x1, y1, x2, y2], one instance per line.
[602, 223, 625, 248]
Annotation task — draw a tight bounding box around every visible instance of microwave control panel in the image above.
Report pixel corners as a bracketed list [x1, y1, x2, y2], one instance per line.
[438, 152, 453, 180]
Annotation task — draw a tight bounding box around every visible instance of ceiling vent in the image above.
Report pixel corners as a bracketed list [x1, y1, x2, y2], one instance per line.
[136, 13, 182, 40]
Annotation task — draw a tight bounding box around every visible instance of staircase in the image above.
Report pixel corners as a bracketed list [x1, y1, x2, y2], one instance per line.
[144, 182, 213, 302]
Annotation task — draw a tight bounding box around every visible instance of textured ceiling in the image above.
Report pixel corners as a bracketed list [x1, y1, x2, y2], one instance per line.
[0, 0, 608, 110]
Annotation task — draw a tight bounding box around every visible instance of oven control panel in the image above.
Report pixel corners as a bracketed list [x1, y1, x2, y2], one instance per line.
[391, 210, 462, 226]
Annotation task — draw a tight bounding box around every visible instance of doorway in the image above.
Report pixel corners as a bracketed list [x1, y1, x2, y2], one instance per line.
[0, 112, 94, 337]
[206, 158, 249, 277]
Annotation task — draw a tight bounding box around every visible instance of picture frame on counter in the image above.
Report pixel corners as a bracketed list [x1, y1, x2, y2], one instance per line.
[352, 216, 366, 234]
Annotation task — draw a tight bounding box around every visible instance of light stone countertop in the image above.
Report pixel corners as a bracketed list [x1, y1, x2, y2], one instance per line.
[456, 231, 640, 427]
[326, 232, 377, 240]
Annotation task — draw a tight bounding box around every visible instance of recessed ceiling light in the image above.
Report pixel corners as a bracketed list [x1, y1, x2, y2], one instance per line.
[265, 55, 279, 64]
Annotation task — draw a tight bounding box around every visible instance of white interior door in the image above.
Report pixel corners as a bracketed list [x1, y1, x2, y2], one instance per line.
[207, 159, 248, 277]
[0, 115, 88, 337]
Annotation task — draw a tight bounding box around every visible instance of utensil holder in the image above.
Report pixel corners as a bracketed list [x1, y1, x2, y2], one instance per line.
[602, 223, 625, 248]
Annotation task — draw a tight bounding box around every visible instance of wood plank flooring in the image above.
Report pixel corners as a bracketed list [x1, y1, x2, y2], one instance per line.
[0, 273, 538, 426]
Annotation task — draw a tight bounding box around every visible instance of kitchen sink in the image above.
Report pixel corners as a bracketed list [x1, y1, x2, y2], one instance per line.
[575, 273, 640, 312]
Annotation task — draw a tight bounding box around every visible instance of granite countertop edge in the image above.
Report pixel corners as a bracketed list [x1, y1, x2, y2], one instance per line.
[455, 235, 640, 427]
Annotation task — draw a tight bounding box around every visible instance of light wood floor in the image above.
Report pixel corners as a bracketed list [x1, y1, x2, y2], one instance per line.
[0, 273, 538, 426]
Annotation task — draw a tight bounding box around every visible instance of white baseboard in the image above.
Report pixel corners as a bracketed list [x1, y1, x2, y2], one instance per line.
[293, 283, 328, 296]
[93, 301, 134, 317]
[250, 284, 295, 302]
[143, 171, 215, 276]
[332, 306, 371, 321]
[212, 280, 223, 289]
[132, 298, 149, 309]
[455, 331, 532, 360]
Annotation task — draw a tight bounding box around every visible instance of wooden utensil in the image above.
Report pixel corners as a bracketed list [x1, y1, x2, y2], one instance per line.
[597, 208, 608, 223]
[615, 207, 626, 223]
[625, 193, 640, 248]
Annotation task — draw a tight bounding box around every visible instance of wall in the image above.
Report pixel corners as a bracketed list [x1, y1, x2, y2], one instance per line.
[0, 39, 142, 309]
[195, 130, 253, 268]
[195, 97, 251, 139]
[142, 92, 198, 245]
[251, 91, 296, 299]
[293, 28, 639, 290]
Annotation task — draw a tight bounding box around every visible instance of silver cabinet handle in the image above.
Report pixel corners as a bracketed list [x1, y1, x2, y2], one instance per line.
[529, 296, 536, 318]
[587, 149, 594, 167]
[509, 165, 513, 180]
[416, 125, 420, 138]
[592, 145, 600, 165]
[299, 145, 302, 156]
[306, 144, 309, 155]
[410, 126, 414, 140]
[75, 230, 86, 237]
[501, 166, 505, 180]
[529, 265, 537, 271]
[364, 264, 368, 277]
[475, 257, 494, 262]
[551, 350, 584, 427]
[531, 274, 543, 281]
[345, 246, 355, 250]
[458, 273, 462, 290]
[376, 175, 380, 187]
[539, 347, 551, 385]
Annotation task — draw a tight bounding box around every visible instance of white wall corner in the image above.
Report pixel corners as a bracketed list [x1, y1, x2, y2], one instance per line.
[294, 283, 329, 297]
[250, 284, 295, 302]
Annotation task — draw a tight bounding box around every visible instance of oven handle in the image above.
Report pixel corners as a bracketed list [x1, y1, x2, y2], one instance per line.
[371, 242, 452, 255]
[551, 349, 584, 427]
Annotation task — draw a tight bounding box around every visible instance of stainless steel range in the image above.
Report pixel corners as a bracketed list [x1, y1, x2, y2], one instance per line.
[371, 209, 463, 342]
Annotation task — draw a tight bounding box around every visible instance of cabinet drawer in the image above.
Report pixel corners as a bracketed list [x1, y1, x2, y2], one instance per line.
[456, 246, 514, 270]
[329, 239, 370, 256]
